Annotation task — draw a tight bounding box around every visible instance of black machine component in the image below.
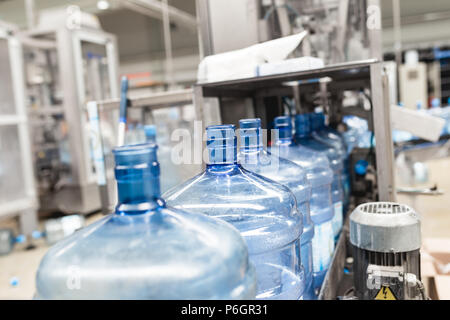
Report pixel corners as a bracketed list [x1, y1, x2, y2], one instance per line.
[349, 147, 377, 205]
[349, 202, 426, 300]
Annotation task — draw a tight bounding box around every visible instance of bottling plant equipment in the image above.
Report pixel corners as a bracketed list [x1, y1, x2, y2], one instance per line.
[350, 202, 424, 300]
[193, 59, 396, 204]
[19, 9, 119, 215]
[87, 89, 202, 213]
[191, 59, 400, 299]
[0, 21, 38, 241]
[197, 0, 380, 64]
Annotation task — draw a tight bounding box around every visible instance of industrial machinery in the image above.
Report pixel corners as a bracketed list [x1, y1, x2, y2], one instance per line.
[398, 51, 428, 109]
[350, 202, 425, 300]
[194, 0, 396, 298]
[197, 0, 380, 64]
[88, 89, 202, 213]
[19, 8, 119, 214]
[0, 21, 38, 241]
[195, 0, 386, 204]
[193, 59, 396, 206]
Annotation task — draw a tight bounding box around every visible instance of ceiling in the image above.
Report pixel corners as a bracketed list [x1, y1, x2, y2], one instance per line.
[381, 0, 450, 19]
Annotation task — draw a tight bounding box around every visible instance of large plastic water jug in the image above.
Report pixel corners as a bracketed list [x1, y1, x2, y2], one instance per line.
[309, 112, 350, 211]
[294, 114, 345, 241]
[269, 116, 334, 291]
[237, 118, 315, 300]
[310, 112, 347, 155]
[35, 143, 256, 299]
[164, 125, 304, 300]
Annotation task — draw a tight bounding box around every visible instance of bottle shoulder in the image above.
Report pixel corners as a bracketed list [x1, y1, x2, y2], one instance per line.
[238, 151, 310, 202]
[163, 165, 301, 227]
[169, 164, 296, 199]
[36, 207, 253, 299]
[268, 145, 333, 187]
[312, 131, 347, 156]
[269, 144, 329, 170]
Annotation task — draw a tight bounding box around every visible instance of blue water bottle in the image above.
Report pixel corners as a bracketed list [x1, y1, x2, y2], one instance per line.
[237, 118, 315, 299]
[269, 116, 334, 292]
[295, 114, 345, 241]
[35, 143, 256, 299]
[164, 124, 304, 300]
[309, 112, 350, 212]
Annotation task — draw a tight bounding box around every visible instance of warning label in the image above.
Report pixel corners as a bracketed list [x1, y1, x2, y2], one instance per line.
[374, 286, 397, 300]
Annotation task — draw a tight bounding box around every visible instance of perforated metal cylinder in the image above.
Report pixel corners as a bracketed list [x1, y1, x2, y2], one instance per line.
[350, 202, 421, 252]
[350, 202, 422, 300]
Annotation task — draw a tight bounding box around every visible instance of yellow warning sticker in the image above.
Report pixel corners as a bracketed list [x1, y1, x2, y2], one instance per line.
[374, 286, 397, 300]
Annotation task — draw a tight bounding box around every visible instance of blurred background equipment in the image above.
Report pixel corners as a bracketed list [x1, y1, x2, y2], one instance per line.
[197, 0, 378, 63]
[89, 88, 202, 206]
[43, 214, 85, 245]
[0, 214, 85, 255]
[19, 8, 119, 215]
[398, 50, 428, 109]
[0, 20, 38, 245]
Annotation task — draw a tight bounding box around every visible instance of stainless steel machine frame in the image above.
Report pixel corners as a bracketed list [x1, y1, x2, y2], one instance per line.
[196, 0, 383, 64]
[0, 25, 38, 237]
[20, 25, 119, 214]
[193, 59, 396, 202]
[96, 89, 194, 113]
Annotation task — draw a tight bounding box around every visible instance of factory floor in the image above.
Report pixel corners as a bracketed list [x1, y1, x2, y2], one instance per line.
[0, 157, 449, 300]
[0, 212, 104, 299]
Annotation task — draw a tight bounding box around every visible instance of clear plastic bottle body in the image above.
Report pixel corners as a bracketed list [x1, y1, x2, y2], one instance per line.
[35, 144, 256, 300]
[237, 118, 314, 299]
[164, 125, 304, 300]
[295, 114, 345, 240]
[269, 117, 335, 291]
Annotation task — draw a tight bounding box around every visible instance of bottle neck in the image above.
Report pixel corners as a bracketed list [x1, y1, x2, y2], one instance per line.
[240, 145, 263, 153]
[117, 175, 160, 204]
[294, 115, 311, 138]
[206, 125, 237, 165]
[206, 162, 240, 174]
[239, 145, 264, 164]
[273, 124, 294, 145]
[114, 146, 162, 215]
[207, 146, 237, 165]
[240, 133, 263, 153]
